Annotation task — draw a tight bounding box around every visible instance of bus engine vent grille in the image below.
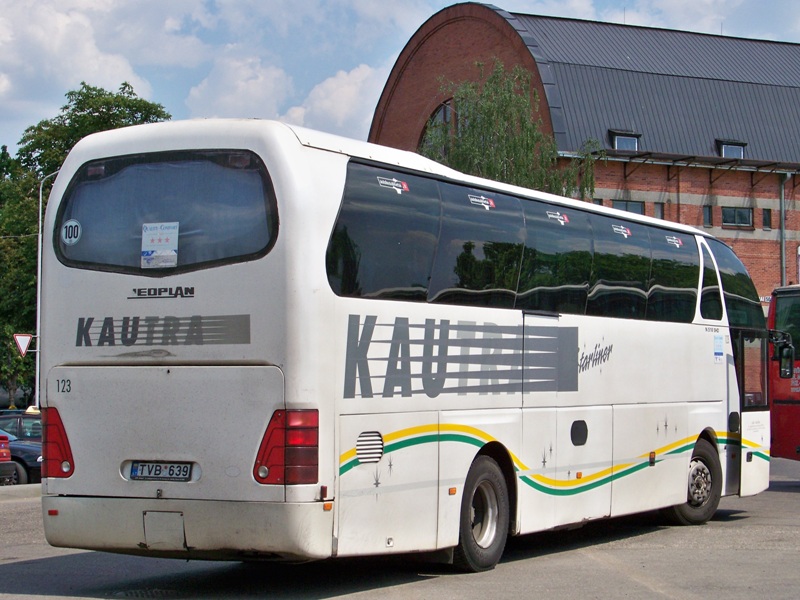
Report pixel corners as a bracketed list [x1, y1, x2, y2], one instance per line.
[356, 431, 384, 464]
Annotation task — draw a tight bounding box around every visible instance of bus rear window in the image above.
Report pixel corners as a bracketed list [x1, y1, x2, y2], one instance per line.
[55, 150, 278, 274]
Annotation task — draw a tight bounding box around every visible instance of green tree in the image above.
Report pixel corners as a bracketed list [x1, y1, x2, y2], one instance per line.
[17, 82, 171, 179]
[420, 61, 599, 198]
[0, 82, 170, 404]
[0, 324, 33, 408]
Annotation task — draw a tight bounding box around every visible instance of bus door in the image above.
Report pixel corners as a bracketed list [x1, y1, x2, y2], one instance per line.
[520, 313, 612, 529]
[731, 328, 770, 496]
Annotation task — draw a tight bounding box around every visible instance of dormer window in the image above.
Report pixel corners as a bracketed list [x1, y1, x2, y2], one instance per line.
[609, 129, 640, 152]
[716, 139, 745, 159]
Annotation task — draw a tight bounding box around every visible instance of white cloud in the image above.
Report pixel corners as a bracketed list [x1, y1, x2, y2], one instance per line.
[186, 55, 294, 119]
[0, 2, 149, 96]
[0, 1, 155, 147]
[89, 0, 214, 68]
[499, 0, 598, 20]
[281, 62, 391, 140]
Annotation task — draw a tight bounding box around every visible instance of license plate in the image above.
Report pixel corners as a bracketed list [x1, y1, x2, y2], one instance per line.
[131, 461, 193, 482]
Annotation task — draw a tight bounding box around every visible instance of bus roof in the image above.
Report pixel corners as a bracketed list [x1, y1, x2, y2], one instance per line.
[773, 285, 800, 297]
[65, 118, 711, 239]
[285, 122, 711, 238]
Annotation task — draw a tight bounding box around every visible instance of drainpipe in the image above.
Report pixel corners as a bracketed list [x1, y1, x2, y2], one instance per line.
[781, 173, 789, 286]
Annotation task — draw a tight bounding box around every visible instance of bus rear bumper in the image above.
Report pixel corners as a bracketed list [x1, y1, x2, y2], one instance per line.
[42, 495, 335, 561]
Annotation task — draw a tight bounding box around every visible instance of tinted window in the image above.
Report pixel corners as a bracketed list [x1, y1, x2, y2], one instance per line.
[428, 184, 524, 308]
[646, 231, 699, 323]
[587, 215, 651, 319]
[327, 162, 440, 301]
[708, 239, 765, 329]
[56, 151, 277, 274]
[775, 294, 800, 360]
[700, 245, 723, 320]
[517, 203, 592, 314]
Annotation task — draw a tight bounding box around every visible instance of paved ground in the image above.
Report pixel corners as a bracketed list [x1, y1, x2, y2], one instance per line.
[1, 459, 799, 599]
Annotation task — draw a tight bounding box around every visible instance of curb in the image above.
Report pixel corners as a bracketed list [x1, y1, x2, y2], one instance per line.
[0, 483, 41, 500]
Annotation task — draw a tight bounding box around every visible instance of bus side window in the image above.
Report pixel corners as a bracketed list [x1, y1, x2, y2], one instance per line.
[427, 184, 524, 309]
[516, 201, 592, 314]
[586, 214, 651, 320]
[700, 245, 723, 320]
[645, 230, 699, 323]
[326, 162, 440, 301]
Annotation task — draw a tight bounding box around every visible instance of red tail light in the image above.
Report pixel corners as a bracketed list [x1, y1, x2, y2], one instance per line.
[41, 407, 75, 478]
[0, 435, 10, 461]
[254, 410, 318, 485]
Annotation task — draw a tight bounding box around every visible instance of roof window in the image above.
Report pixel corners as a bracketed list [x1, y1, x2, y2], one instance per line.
[609, 129, 640, 152]
[716, 139, 746, 159]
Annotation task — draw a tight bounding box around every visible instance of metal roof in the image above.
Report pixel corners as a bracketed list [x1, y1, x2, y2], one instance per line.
[489, 4, 800, 170]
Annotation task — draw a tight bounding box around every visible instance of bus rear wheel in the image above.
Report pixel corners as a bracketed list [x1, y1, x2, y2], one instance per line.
[663, 438, 721, 526]
[453, 455, 509, 572]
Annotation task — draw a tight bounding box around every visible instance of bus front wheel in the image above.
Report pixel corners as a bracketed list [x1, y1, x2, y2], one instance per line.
[453, 455, 509, 572]
[663, 438, 722, 526]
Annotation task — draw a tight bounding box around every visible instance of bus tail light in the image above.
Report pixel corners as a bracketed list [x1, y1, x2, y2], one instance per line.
[254, 410, 318, 485]
[41, 407, 75, 478]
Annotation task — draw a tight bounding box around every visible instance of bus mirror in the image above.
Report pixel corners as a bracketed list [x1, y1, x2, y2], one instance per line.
[769, 330, 794, 379]
[780, 345, 794, 379]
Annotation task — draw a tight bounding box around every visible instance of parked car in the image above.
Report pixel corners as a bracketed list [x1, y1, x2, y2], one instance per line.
[0, 434, 13, 485]
[0, 428, 42, 485]
[0, 407, 41, 441]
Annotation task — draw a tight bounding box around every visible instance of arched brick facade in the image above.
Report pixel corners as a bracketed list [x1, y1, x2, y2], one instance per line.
[369, 3, 548, 151]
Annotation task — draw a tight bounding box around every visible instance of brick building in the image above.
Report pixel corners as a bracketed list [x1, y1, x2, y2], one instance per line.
[368, 2, 800, 303]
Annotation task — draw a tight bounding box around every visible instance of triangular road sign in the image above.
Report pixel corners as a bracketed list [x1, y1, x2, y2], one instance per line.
[13, 334, 33, 357]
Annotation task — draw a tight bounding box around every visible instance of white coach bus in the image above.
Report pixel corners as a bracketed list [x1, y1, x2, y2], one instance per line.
[39, 120, 787, 572]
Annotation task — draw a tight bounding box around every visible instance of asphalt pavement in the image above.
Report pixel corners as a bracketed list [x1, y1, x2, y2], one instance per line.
[0, 483, 40, 500]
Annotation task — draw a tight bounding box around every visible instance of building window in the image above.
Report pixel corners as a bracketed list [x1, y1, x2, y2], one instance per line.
[593, 198, 604, 206]
[654, 202, 665, 220]
[609, 129, 640, 152]
[614, 136, 638, 151]
[716, 139, 746, 159]
[419, 100, 453, 154]
[763, 208, 772, 230]
[721, 207, 753, 228]
[430, 101, 452, 127]
[612, 200, 644, 215]
[703, 206, 713, 227]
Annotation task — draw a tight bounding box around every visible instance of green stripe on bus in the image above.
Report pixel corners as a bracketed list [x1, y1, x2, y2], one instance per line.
[519, 460, 652, 496]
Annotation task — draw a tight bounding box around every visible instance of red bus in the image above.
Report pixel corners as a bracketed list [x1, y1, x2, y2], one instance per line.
[767, 285, 800, 460]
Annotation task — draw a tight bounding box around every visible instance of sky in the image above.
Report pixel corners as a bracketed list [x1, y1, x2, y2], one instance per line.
[2, 0, 800, 154]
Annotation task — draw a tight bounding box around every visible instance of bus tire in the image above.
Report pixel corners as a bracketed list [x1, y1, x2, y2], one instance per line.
[662, 438, 721, 526]
[453, 455, 509, 572]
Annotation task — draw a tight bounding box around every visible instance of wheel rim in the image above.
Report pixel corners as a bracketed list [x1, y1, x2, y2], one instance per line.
[687, 457, 712, 506]
[470, 480, 499, 548]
